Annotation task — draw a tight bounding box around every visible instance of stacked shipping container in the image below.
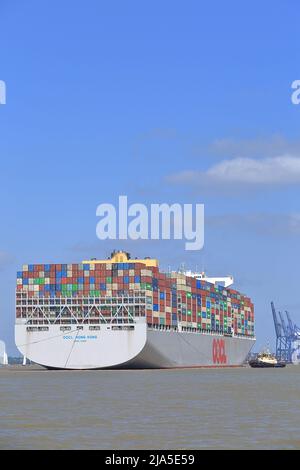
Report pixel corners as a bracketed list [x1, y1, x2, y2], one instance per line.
[16, 258, 254, 337]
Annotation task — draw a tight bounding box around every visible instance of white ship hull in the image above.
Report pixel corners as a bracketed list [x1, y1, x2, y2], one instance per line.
[15, 319, 255, 370]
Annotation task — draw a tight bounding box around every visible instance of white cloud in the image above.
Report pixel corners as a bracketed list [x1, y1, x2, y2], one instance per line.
[167, 155, 300, 186]
[207, 213, 300, 237]
[208, 135, 300, 159]
[0, 252, 13, 271]
[289, 213, 300, 234]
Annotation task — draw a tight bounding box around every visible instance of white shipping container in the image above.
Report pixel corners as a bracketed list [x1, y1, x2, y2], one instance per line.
[141, 269, 152, 277]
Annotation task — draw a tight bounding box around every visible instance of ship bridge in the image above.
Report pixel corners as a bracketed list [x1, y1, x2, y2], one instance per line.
[184, 271, 234, 288]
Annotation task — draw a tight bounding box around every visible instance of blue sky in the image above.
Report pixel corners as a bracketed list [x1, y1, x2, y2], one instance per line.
[1, 0, 300, 354]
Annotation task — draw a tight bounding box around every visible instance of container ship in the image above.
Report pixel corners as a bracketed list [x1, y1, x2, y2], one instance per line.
[15, 251, 255, 370]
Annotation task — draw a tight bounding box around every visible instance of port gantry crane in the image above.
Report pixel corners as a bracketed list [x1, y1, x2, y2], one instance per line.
[271, 302, 300, 363]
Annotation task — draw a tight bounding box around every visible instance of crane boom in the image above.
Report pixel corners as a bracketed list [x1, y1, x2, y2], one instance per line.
[286, 311, 295, 337]
[279, 311, 288, 336]
[271, 302, 282, 338]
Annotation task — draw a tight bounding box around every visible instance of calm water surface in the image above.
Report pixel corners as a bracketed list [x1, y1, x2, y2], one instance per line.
[0, 366, 300, 450]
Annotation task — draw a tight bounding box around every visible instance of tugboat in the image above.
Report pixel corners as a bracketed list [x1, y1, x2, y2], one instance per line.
[249, 349, 286, 368]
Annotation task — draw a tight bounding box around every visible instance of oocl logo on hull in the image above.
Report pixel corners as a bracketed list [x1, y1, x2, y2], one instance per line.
[212, 339, 227, 365]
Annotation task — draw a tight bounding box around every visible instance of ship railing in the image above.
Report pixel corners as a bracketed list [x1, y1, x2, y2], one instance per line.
[25, 324, 136, 333]
[148, 323, 255, 339]
[21, 317, 139, 326]
[16, 291, 149, 306]
[16, 292, 148, 326]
